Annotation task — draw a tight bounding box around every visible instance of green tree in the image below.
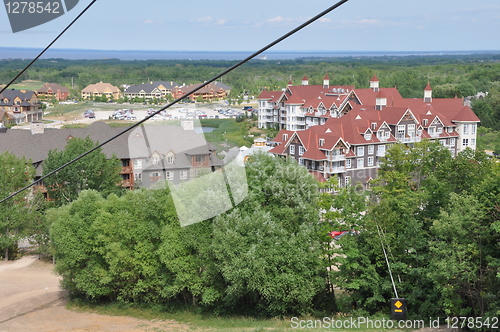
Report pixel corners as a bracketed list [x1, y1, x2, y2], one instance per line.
[0, 152, 35, 260]
[50, 189, 174, 302]
[428, 193, 488, 316]
[42, 136, 122, 206]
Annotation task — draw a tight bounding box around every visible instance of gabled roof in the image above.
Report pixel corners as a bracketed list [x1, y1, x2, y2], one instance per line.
[82, 82, 120, 93]
[37, 83, 69, 94]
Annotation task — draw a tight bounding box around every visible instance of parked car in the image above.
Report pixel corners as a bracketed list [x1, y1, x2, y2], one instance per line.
[83, 110, 95, 118]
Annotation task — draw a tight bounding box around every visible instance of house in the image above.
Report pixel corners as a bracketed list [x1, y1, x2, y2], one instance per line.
[127, 124, 224, 187]
[267, 78, 480, 189]
[173, 81, 232, 102]
[81, 82, 121, 100]
[0, 122, 224, 197]
[37, 83, 70, 101]
[123, 81, 179, 100]
[0, 89, 43, 125]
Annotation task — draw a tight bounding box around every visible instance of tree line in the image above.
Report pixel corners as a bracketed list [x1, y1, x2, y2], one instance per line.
[1, 136, 498, 320]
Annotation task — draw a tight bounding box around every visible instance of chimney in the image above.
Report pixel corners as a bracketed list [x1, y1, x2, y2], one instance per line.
[30, 121, 44, 134]
[370, 75, 379, 92]
[424, 82, 432, 103]
[323, 74, 330, 88]
[375, 91, 387, 110]
[302, 75, 309, 86]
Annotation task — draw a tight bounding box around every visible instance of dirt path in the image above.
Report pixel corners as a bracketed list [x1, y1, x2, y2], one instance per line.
[0, 256, 193, 332]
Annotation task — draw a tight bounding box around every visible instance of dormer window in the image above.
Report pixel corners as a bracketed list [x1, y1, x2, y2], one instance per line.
[283, 134, 288, 141]
[371, 123, 377, 130]
[364, 133, 372, 140]
[319, 139, 325, 147]
[423, 119, 428, 126]
[167, 156, 174, 164]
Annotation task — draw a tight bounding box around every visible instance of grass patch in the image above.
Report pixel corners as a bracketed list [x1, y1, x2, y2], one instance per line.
[65, 300, 411, 331]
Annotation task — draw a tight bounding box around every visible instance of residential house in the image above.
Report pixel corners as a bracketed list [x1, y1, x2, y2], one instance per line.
[0, 121, 224, 197]
[173, 81, 232, 102]
[123, 81, 179, 101]
[268, 79, 480, 189]
[81, 82, 121, 100]
[0, 89, 43, 125]
[37, 83, 70, 101]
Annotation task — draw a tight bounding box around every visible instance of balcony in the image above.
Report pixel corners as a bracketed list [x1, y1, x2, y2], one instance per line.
[327, 154, 346, 161]
[327, 166, 346, 173]
[397, 136, 422, 143]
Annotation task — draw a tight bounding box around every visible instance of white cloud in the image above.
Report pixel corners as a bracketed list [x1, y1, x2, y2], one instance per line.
[143, 19, 154, 24]
[197, 16, 213, 23]
[268, 16, 286, 23]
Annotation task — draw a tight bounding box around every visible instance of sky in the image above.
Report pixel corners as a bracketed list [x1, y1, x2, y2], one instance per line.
[0, 0, 499, 54]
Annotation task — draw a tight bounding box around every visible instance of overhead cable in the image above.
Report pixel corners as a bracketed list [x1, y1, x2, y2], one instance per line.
[0, 0, 350, 204]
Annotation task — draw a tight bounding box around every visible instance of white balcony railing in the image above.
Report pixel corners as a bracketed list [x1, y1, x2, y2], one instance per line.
[327, 166, 346, 173]
[398, 136, 422, 143]
[327, 154, 346, 161]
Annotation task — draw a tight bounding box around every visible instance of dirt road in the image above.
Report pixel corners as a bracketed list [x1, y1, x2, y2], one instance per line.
[0, 256, 193, 332]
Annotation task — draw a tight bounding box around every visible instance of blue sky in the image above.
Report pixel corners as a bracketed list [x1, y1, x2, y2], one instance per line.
[1, 0, 499, 53]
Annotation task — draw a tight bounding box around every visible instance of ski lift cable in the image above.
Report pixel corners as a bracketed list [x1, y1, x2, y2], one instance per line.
[375, 222, 399, 299]
[0, 0, 351, 204]
[0, 0, 98, 96]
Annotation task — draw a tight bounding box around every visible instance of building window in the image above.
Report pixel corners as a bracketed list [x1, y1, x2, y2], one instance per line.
[397, 125, 405, 138]
[150, 172, 160, 182]
[180, 170, 188, 180]
[195, 155, 204, 163]
[463, 138, 469, 147]
[368, 145, 374, 154]
[364, 133, 372, 140]
[134, 173, 142, 181]
[346, 159, 351, 168]
[471, 138, 476, 147]
[472, 124, 476, 134]
[133, 159, 143, 169]
[378, 144, 386, 155]
[357, 158, 364, 168]
[357, 146, 364, 156]
[299, 158, 304, 166]
[289, 145, 295, 154]
[312, 161, 316, 169]
[450, 138, 456, 146]
[319, 138, 325, 146]
[423, 119, 428, 126]
[463, 124, 470, 135]
[372, 123, 377, 130]
[368, 156, 374, 166]
[283, 134, 288, 141]
[299, 146, 305, 156]
[167, 156, 174, 164]
[166, 171, 174, 181]
[345, 176, 351, 186]
[151, 156, 159, 164]
[439, 139, 445, 145]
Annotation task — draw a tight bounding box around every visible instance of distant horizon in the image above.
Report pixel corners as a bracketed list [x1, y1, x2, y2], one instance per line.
[1, 47, 499, 61]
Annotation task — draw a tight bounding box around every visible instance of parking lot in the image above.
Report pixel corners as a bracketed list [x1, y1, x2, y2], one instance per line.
[81, 102, 255, 123]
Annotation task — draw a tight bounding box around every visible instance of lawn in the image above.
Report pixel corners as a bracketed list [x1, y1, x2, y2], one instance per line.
[68, 301, 412, 332]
